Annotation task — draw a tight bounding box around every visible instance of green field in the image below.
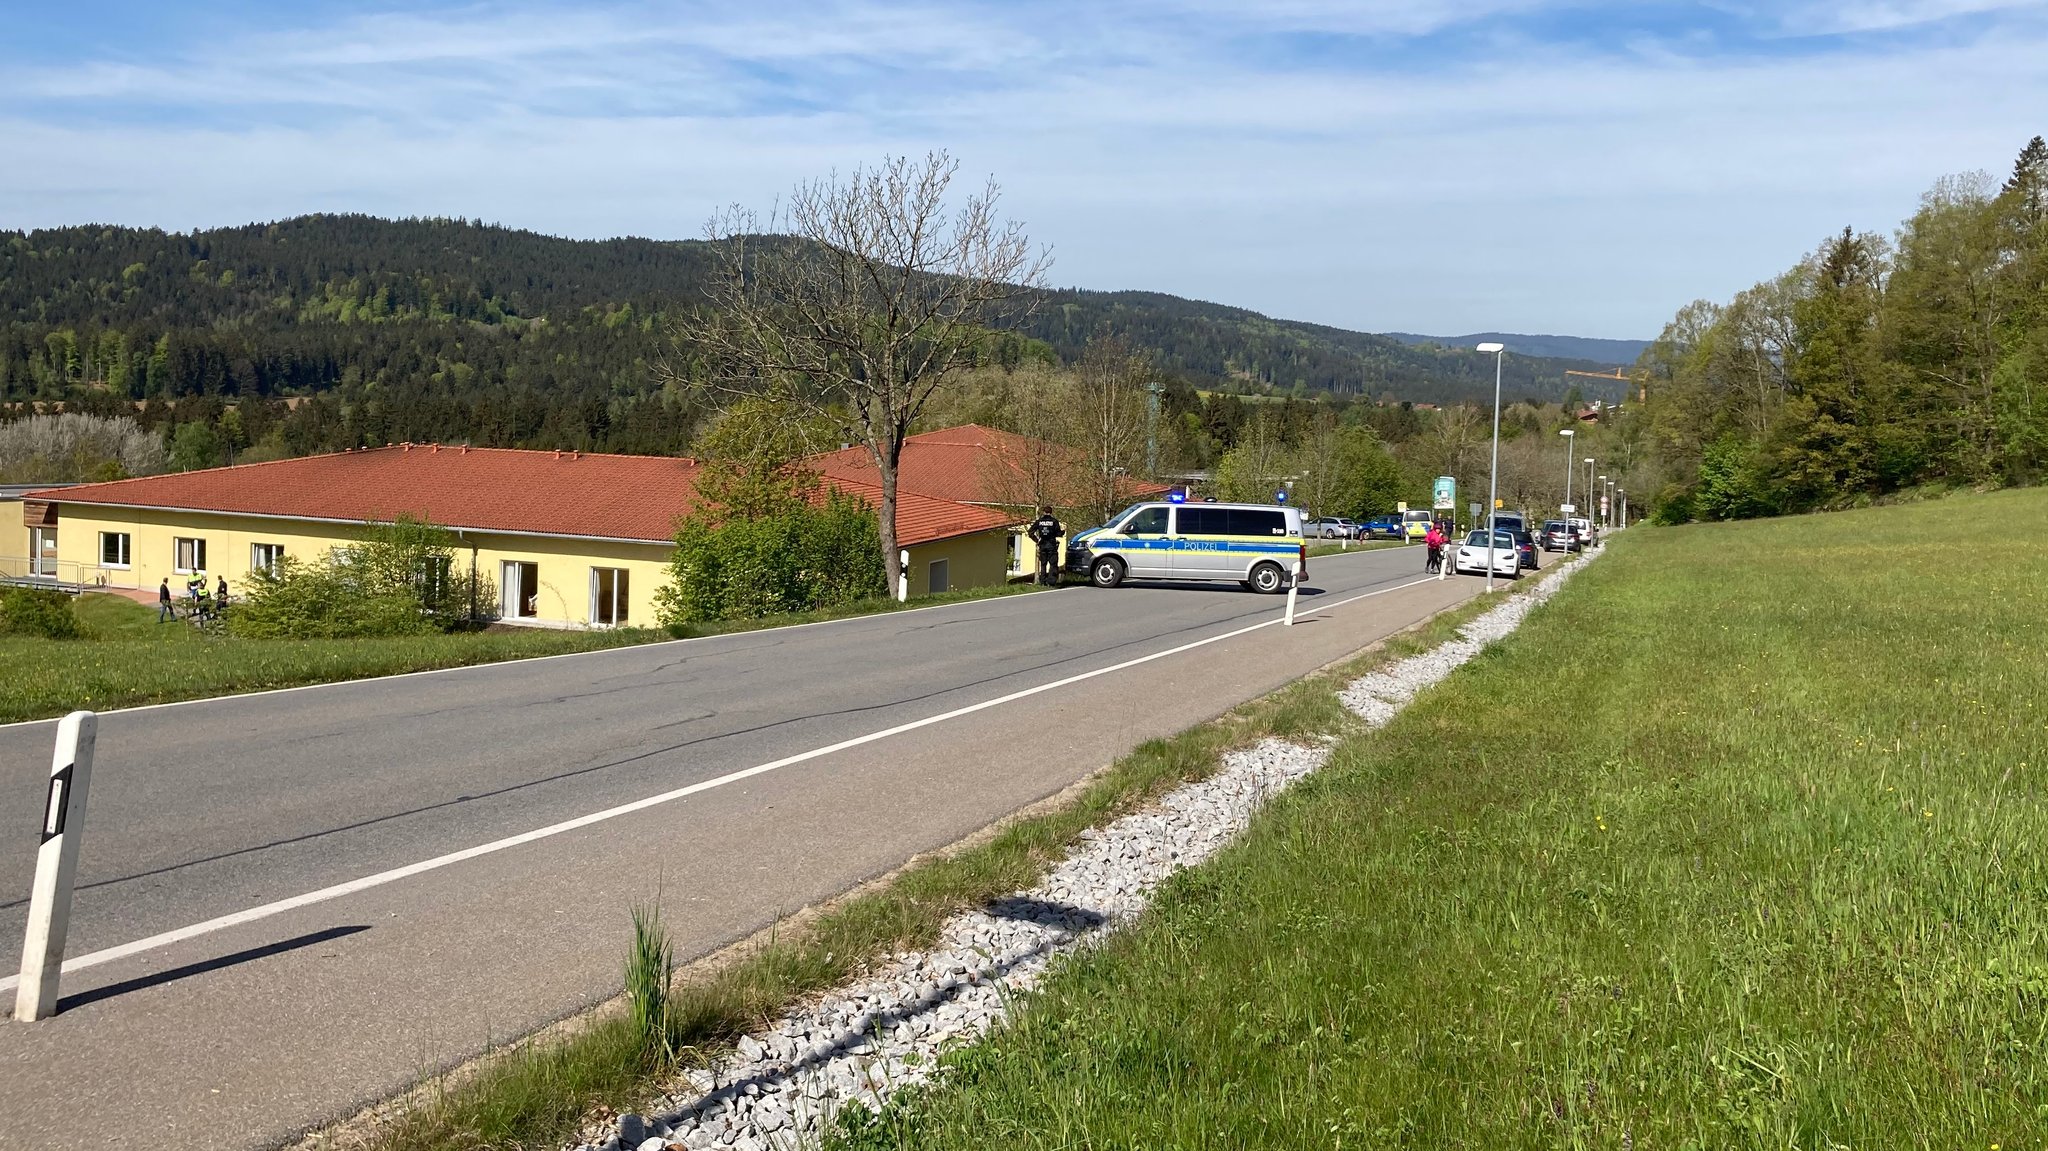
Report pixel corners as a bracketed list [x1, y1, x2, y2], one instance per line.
[838, 489, 2048, 1148]
[0, 594, 652, 724]
[0, 582, 1051, 725]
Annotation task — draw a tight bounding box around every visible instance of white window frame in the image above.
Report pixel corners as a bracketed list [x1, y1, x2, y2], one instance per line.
[99, 531, 132, 569]
[589, 566, 629, 627]
[251, 542, 285, 574]
[174, 537, 207, 574]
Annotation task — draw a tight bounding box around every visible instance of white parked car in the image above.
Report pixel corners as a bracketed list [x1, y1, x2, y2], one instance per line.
[1453, 529, 1520, 579]
[1306, 517, 1358, 539]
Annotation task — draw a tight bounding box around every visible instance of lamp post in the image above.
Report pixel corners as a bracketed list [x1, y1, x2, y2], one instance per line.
[1598, 475, 1609, 530]
[1477, 342, 1506, 591]
[1584, 457, 1596, 528]
[1558, 428, 1575, 535]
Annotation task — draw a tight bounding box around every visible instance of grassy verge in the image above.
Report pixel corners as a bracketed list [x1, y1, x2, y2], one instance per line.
[324, 583, 1499, 1151]
[0, 583, 1050, 725]
[836, 489, 2048, 1148]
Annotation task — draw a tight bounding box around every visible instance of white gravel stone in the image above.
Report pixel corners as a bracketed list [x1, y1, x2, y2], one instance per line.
[562, 548, 1604, 1151]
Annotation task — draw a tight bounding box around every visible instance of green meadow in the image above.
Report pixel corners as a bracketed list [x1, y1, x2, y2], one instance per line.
[839, 489, 2048, 1148]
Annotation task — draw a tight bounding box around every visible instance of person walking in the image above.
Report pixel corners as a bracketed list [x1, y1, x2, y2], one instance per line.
[158, 578, 175, 623]
[1424, 521, 1445, 574]
[1026, 505, 1065, 586]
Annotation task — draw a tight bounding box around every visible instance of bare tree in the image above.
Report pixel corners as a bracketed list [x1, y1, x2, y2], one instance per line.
[1069, 336, 1153, 524]
[664, 152, 1051, 588]
[0, 412, 166, 483]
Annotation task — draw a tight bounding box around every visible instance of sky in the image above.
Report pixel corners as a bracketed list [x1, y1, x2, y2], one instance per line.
[2, 1, 2045, 339]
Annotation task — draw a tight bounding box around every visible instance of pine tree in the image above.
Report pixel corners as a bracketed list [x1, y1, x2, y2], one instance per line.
[2001, 135, 2048, 224]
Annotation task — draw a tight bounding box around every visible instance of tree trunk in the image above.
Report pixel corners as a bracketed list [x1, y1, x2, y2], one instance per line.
[873, 435, 903, 593]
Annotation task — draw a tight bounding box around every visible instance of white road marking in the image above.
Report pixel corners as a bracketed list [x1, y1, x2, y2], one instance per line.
[0, 573, 1444, 994]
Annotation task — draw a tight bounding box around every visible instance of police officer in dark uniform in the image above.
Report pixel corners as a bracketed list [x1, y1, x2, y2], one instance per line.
[1026, 505, 1065, 586]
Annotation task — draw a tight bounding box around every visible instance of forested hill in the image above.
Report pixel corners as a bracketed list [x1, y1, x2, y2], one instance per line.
[1, 215, 1625, 454]
[1383, 331, 1650, 366]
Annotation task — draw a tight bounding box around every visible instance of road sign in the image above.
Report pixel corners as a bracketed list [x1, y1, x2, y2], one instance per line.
[1433, 475, 1456, 511]
[1561, 503, 1576, 514]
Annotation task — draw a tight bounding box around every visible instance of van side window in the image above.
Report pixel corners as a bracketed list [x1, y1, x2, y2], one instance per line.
[1125, 507, 1169, 536]
[1227, 509, 1288, 536]
[1174, 506, 1222, 535]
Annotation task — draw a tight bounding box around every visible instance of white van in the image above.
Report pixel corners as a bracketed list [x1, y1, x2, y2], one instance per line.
[1066, 501, 1307, 593]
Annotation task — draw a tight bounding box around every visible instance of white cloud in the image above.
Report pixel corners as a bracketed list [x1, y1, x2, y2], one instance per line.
[4, 0, 2046, 336]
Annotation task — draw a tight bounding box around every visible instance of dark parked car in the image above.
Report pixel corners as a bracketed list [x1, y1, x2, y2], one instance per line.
[1507, 528, 1539, 569]
[1361, 516, 1403, 540]
[1540, 520, 1581, 552]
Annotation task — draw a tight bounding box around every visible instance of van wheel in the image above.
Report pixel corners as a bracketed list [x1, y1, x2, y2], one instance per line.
[1090, 556, 1126, 588]
[1249, 562, 1287, 594]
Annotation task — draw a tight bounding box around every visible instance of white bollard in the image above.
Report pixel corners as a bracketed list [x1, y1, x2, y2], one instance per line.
[1283, 559, 1304, 625]
[15, 711, 96, 1022]
[896, 549, 909, 603]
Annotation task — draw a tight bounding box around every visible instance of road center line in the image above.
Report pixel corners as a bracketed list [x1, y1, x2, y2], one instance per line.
[0, 574, 1444, 994]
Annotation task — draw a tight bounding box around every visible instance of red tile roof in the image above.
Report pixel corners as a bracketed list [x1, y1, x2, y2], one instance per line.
[32, 442, 1016, 548]
[810, 424, 1171, 508]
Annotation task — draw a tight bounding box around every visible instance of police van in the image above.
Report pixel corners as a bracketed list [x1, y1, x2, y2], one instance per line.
[1065, 501, 1307, 593]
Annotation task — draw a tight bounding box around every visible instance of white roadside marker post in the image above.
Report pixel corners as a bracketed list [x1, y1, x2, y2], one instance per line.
[15, 711, 96, 1023]
[1283, 557, 1303, 626]
[896, 549, 909, 603]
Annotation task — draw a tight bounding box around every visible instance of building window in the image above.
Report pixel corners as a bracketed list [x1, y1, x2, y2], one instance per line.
[502, 561, 539, 619]
[174, 537, 207, 573]
[591, 567, 629, 626]
[251, 542, 285, 574]
[100, 532, 131, 568]
[928, 558, 950, 594]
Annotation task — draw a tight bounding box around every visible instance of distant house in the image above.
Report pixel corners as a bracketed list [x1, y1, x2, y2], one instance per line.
[809, 424, 1171, 577]
[19, 441, 1017, 628]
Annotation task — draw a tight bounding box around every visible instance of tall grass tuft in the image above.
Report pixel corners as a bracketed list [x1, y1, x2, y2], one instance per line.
[625, 903, 675, 1064]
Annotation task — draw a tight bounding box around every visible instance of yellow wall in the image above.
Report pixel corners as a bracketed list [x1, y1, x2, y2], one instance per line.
[44, 504, 1016, 623]
[905, 529, 1011, 596]
[45, 504, 674, 630]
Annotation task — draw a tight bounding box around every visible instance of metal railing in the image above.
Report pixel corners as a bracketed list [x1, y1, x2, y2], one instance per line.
[0, 557, 142, 593]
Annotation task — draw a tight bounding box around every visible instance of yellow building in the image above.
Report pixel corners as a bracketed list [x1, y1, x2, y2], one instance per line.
[18, 443, 1017, 628]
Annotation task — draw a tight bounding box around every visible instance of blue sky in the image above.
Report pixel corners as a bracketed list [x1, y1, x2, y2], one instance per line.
[3, 1, 2044, 339]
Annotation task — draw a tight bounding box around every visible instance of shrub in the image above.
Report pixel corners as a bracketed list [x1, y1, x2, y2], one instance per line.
[654, 492, 886, 626]
[229, 559, 440, 639]
[228, 516, 493, 639]
[0, 587, 82, 639]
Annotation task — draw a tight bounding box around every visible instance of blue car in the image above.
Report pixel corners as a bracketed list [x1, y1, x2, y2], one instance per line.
[1361, 516, 1403, 540]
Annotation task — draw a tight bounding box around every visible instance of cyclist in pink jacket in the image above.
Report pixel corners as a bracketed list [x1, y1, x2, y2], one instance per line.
[1424, 522, 1445, 573]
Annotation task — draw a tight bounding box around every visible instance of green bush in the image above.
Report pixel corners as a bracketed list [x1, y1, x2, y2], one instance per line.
[654, 492, 886, 626]
[228, 517, 492, 639]
[0, 587, 82, 639]
[229, 559, 440, 639]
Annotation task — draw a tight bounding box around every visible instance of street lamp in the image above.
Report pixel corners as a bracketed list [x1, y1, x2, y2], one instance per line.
[1584, 457, 1596, 526]
[1558, 428, 1576, 532]
[1477, 341, 1506, 592]
[1598, 475, 1609, 529]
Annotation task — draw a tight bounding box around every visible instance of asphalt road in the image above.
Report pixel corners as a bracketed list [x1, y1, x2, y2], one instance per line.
[0, 546, 1479, 1150]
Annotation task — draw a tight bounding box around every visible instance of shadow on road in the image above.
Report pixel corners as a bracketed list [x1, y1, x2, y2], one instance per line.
[49, 924, 371, 1015]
